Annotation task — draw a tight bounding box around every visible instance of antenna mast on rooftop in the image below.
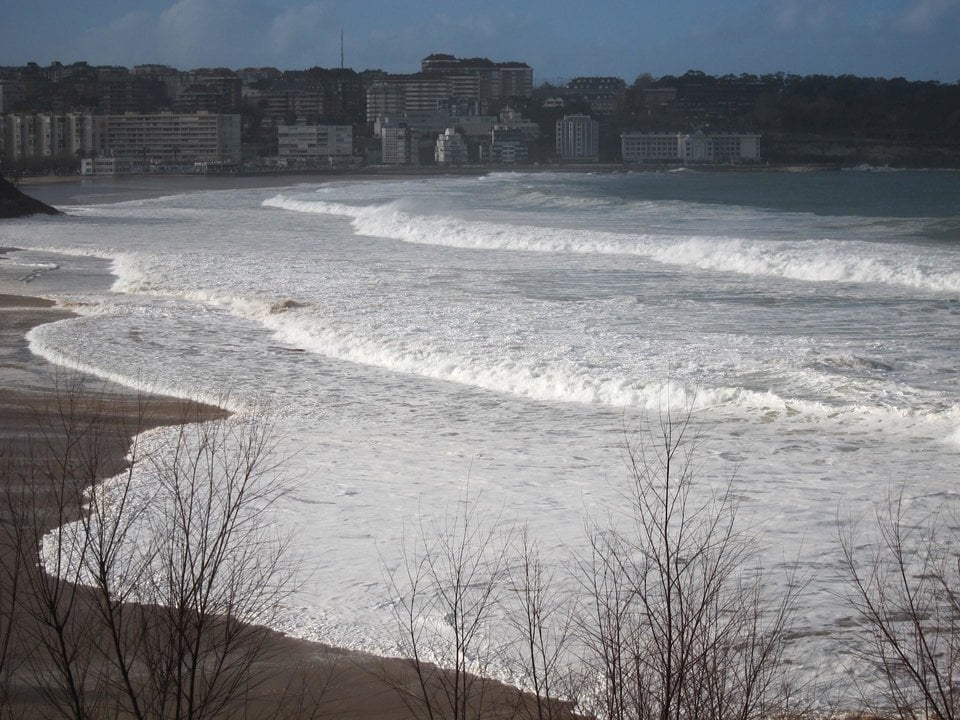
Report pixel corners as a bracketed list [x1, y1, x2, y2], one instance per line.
[340, 29, 344, 69]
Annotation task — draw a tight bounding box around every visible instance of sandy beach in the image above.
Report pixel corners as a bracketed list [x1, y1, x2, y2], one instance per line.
[0, 289, 526, 719]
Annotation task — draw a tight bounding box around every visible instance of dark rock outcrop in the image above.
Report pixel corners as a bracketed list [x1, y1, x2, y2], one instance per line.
[0, 175, 61, 219]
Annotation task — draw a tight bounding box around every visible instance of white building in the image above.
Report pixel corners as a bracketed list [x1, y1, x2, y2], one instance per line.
[556, 114, 599, 161]
[81, 157, 134, 175]
[380, 122, 413, 165]
[434, 128, 467, 165]
[278, 125, 353, 162]
[1, 112, 96, 161]
[621, 131, 761, 164]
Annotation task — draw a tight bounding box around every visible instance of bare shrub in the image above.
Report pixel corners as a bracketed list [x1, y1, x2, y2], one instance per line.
[505, 528, 577, 720]
[3, 375, 147, 719]
[2, 375, 315, 720]
[575, 409, 798, 720]
[0, 447, 28, 720]
[841, 491, 960, 720]
[384, 491, 513, 720]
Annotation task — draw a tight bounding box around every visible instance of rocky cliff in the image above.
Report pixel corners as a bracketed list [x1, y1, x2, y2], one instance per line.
[0, 175, 61, 219]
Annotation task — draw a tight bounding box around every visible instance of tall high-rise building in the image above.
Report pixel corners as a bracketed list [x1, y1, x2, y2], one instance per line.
[556, 114, 599, 161]
[380, 121, 413, 165]
[420, 54, 533, 102]
[1, 112, 95, 161]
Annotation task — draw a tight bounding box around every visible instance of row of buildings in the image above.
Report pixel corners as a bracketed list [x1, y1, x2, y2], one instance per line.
[1, 111, 242, 172]
[0, 108, 762, 171]
[553, 117, 760, 164]
[1, 56, 764, 173]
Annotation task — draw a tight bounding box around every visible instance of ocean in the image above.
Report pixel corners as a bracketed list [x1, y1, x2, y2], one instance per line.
[4, 168, 960, 699]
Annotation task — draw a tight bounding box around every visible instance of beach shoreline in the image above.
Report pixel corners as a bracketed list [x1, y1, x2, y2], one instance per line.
[12, 160, 858, 190]
[0, 289, 522, 719]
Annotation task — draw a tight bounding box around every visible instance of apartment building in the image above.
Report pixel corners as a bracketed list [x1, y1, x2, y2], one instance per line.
[366, 55, 532, 125]
[2, 114, 39, 160]
[259, 90, 325, 127]
[620, 132, 682, 162]
[366, 74, 476, 123]
[278, 124, 353, 161]
[94, 112, 241, 164]
[498, 106, 539, 140]
[1, 112, 95, 161]
[380, 121, 413, 164]
[434, 128, 467, 165]
[556, 114, 599, 161]
[420, 54, 533, 101]
[489, 125, 529, 164]
[621, 131, 761, 163]
[565, 76, 626, 114]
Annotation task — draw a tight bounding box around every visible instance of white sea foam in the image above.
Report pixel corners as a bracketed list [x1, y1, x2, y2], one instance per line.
[26, 318, 247, 414]
[263, 194, 960, 293]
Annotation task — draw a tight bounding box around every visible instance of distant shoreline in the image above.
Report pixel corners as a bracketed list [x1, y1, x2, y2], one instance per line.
[14, 161, 876, 188]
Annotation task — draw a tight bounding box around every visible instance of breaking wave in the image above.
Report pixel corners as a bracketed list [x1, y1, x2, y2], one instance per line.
[263, 194, 960, 293]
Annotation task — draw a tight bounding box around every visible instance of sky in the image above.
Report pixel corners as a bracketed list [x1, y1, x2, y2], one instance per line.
[1, 0, 958, 83]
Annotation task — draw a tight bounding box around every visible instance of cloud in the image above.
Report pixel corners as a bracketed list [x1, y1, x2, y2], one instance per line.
[77, 10, 163, 64]
[267, 2, 337, 65]
[77, 0, 335, 68]
[770, 0, 845, 31]
[898, 0, 960, 32]
[361, 10, 537, 71]
[154, 0, 251, 66]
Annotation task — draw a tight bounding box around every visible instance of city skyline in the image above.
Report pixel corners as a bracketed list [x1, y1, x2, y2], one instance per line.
[2, 0, 958, 83]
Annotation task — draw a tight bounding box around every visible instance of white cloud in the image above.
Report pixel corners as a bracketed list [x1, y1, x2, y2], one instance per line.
[899, 0, 960, 32]
[77, 0, 323, 68]
[770, 0, 844, 31]
[155, 0, 268, 67]
[78, 10, 163, 64]
[267, 2, 334, 63]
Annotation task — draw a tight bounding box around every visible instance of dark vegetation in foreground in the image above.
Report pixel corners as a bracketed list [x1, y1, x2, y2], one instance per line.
[2, 377, 959, 720]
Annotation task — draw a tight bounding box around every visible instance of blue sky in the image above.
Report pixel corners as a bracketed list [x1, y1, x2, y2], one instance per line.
[2, 0, 958, 82]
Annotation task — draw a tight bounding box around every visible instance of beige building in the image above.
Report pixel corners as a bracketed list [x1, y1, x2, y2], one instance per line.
[278, 124, 353, 162]
[94, 112, 241, 165]
[366, 74, 476, 123]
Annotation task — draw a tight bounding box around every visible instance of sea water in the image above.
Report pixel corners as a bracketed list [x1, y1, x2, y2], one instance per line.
[3, 169, 960, 699]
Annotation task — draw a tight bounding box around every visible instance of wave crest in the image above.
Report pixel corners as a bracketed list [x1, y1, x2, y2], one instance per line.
[263, 194, 960, 293]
